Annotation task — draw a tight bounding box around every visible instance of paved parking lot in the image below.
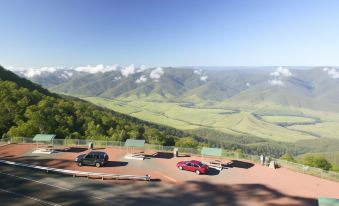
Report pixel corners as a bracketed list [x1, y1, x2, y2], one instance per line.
[1, 143, 339, 205]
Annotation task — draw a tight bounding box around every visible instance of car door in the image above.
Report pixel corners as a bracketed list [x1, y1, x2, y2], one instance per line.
[185, 162, 195, 171]
[192, 164, 200, 172]
[83, 154, 94, 165]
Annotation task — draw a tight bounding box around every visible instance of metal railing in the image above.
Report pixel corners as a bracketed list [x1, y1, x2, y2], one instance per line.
[273, 158, 339, 182]
[3, 136, 339, 182]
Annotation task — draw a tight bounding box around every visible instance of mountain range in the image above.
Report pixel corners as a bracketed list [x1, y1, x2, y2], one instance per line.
[11, 65, 339, 112]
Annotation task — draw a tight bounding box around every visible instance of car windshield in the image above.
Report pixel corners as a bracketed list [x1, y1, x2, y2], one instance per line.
[197, 162, 204, 167]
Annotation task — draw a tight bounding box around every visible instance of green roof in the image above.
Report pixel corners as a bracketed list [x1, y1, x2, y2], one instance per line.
[318, 197, 339, 206]
[124, 139, 145, 148]
[33, 134, 56, 142]
[201, 147, 222, 157]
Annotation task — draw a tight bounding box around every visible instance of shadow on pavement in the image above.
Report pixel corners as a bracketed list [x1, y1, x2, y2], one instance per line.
[105, 161, 128, 167]
[146, 152, 174, 159]
[226, 160, 254, 169]
[56, 147, 87, 153]
[205, 168, 221, 176]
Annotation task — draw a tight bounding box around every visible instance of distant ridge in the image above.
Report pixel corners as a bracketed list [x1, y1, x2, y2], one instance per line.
[15, 66, 339, 112]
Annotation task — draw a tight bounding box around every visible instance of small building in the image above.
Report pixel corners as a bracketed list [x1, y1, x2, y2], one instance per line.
[201, 147, 225, 171]
[32, 134, 56, 154]
[124, 139, 146, 160]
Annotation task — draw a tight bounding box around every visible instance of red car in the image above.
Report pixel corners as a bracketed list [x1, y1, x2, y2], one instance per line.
[176, 160, 209, 175]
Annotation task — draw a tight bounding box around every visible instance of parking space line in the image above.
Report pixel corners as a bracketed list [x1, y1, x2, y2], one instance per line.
[0, 188, 61, 206]
[0, 170, 123, 205]
[163, 175, 177, 183]
[0, 171, 72, 191]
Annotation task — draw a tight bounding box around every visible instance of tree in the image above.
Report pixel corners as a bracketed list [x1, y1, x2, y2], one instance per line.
[0, 70, 188, 145]
[175, 137, 199, 148]
[280, 153, 296, 162]
[302, 155, 332, 171]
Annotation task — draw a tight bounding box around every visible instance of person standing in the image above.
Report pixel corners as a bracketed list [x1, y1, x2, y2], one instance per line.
[260, 154, 264, 165]
[265, 156, 270, 166]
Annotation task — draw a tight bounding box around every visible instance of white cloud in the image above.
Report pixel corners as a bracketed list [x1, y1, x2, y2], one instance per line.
[149, 67, 164, 81]
[121, 64, 136, 77]
[326, 68, 339, 79]
[135, 75, 147, 83]
[112, 76, 121, 81]
[200, 75, 208, 81]
[268, 79, 284, 86]
[61, 73, 68, 79]
[136, 65, 147, 72]
[64, 71, 74, 77]
[323, 67, 329, 71]
[193, 69, 203, 75]
[5, 66, 26, 72]
[246, 82, 251, 87]
[270, 67, 292, 77]
[194, 69, 208, 81]
[8, 64, 118, 77]
[75, 64, 117, 73]
[23, 67, 57, 78]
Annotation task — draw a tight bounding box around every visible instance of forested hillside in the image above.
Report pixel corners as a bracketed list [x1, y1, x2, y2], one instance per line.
[0, 66, 189, 145]
[4, 65, 339, 166]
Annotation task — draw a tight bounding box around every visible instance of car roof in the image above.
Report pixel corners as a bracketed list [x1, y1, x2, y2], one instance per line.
[88, 151, 107, 155]
[189, 160, 201, 164]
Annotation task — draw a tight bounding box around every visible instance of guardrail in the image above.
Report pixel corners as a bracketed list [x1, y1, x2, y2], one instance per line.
[0, 160, 151, 181]
[273, 158, 339, 182]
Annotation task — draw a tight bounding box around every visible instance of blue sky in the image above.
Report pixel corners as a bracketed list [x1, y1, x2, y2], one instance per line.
[1, 0, 339, 67]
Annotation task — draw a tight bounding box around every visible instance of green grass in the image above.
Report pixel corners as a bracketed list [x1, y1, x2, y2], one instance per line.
[81, 96, 339, 143]
[261, 115, 315, 123]
[288, 122, 339, 140]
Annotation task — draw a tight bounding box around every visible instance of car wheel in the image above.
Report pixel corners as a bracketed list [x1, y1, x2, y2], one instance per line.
[78, 162, 82, 166]
[95, 162, 101, 168]
[195, 170, 200, 175]
[178, 166, 183, 170]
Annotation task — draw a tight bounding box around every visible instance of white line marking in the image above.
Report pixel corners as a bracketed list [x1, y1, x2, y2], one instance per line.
[0, 170, 123, 205]
[0, 171, 72, 191]
[0, 188, 61, 206]
[163, 175, 177, 183]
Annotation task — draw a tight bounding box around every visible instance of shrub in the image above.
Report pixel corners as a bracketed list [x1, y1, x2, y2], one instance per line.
[302, 155, 332, 171]
[280, 153, 296, 162]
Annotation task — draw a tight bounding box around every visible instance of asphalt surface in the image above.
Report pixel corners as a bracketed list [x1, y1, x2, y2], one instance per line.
[0, 162, 319, 206]
[0, 165, 134, 206]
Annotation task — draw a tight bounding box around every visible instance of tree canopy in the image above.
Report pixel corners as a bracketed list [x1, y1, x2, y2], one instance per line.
[0, 79, 191, 146]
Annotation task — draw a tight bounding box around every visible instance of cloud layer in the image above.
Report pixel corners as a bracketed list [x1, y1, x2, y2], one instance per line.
[194, 69, 208, 81]
[75, 64, 117, 73]
[22, 67, 57, 78]
[270, 67, 292, 77]
[268, 79, 284, 86]
[121, 64, 136, 77]
[323, 67, 339, 79]
[150, 67, 164, 81]
[135, 75, 147, 83]
[268, 67, 292, 86]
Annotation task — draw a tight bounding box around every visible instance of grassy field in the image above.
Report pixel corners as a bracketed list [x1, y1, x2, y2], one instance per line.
[261, 115, 315, 123]
[288, 122, 339, 139]
[81, 96, 339, 143]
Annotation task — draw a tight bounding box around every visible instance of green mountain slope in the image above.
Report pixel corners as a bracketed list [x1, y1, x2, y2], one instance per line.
[37, 67, 339, 112]
[0, 66, 188, 145]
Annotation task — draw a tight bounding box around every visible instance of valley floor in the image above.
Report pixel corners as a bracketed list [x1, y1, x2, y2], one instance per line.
[83, 97, 339, 142]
